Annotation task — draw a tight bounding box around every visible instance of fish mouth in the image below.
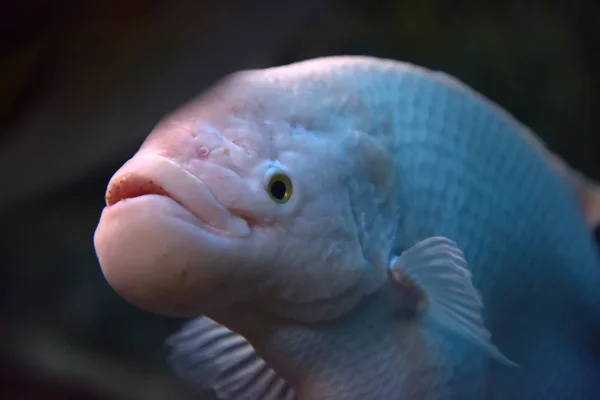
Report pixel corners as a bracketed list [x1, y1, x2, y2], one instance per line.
[104, 154, 250, 237]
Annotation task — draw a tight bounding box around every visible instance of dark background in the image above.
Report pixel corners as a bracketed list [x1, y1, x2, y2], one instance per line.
[0, 0, 598, 398]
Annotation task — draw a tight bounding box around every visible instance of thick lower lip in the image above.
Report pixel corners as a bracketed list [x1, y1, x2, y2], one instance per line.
[103, 193, 196, 224]
[106, 185, 220, 236]
[104, 154, 250, 237]
[94, 194, 245, 317]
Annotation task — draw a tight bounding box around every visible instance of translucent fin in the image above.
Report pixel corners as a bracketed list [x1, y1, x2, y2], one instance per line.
[167, 317, 297, 400]
[565, 170, 600, 230]
[391, 236, 517, 367]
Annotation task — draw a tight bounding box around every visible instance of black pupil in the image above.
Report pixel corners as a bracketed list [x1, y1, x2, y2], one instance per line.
[270, 180, 287, 200]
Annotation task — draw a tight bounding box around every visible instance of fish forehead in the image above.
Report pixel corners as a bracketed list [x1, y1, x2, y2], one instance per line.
[165, 59, 393, 137]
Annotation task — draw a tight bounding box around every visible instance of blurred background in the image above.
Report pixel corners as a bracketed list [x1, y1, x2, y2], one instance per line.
[0, 0, 598, 398]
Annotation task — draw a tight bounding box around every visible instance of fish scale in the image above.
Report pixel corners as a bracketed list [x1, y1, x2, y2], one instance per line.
[388, 68, 600, 398]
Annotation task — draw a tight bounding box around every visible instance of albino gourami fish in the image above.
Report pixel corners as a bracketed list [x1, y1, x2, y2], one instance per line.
[94, 56, 600, 399]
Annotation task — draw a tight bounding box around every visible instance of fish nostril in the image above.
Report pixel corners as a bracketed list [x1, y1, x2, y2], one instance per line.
[197, 146, 211, 158]
[105, 174, 172, 206]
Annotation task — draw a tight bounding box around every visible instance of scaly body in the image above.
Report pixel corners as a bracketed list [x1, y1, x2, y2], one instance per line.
[358, 60, 600, 398]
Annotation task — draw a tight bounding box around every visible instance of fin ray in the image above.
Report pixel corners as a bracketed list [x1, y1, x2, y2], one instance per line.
[167, 317, 297, 400]
[392, 236, 517, 367]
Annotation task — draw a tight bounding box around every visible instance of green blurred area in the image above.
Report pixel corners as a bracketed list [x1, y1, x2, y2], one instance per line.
[0, 0, 597, 398]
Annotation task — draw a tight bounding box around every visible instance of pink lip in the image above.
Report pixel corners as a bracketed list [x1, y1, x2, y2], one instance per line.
[104, 154, 250, 237]
[106, 174, 174, 206]
[105, 174, 219, 231]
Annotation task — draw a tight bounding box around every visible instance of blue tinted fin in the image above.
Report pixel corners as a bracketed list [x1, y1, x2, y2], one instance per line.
[167, 317, 297, 400]
[390, 236, 517, 367]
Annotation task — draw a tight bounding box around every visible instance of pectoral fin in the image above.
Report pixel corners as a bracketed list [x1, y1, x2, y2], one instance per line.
[390, 236, 517, 367]
[167, 317, 296, 400]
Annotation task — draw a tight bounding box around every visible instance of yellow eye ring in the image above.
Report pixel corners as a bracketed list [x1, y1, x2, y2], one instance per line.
[267, 173, 293, 203]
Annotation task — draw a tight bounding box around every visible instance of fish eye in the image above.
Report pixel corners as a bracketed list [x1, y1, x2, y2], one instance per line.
[266, 172, 293, 204]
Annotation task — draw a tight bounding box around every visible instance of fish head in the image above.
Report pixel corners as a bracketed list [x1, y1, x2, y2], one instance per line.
[94, 67, 399, 321]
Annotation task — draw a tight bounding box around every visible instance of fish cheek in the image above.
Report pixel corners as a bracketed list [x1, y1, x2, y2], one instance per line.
[336, 133, 399, 290]
[258, 212, 360, 302]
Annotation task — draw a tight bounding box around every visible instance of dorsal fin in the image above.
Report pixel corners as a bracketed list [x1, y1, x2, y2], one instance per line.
[580, 182, 600, 230]
[554, 160, 600, 230]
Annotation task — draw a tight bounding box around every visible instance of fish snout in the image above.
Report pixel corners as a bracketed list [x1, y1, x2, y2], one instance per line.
[94, 154, 254, 317]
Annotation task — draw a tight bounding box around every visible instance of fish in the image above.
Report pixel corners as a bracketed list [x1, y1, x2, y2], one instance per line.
[94, 56, 600, 399]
